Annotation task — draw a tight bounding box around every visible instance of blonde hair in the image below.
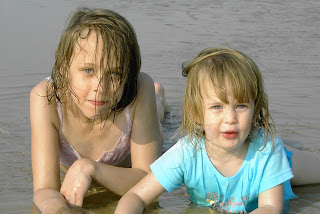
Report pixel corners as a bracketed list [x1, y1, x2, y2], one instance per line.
[180, 47, 275, 149]
[46, 7, 141, 116]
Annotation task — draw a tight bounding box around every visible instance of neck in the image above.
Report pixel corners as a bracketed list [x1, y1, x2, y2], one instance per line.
[205, 140, 249, 177]
[205, 139, 249, 164]
[64, 103, 113, 128]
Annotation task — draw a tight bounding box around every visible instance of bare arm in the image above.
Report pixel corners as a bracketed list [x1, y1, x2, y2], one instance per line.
[130, 72, 162, 160]
[250, 183, 284, 214]
[30, 80, 69, 212]
[115, 172, 166, 214]
[60, 158, 149, 206]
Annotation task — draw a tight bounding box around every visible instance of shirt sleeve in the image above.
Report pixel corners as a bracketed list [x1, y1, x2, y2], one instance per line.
[258, 138, 294, 194]
[150, 139, 188, 192]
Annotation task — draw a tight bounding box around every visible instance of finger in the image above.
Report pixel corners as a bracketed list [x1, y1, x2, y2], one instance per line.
[63, 194, 73, 209]
[74, 190, 85, 207]
[73, 176, 90, 207]
[67, 189, 77, 206]
[68, 185, 85, 207]
[60, 179, 68, 196]
[60, 187, 70, 204]
[60, 183, 65, 195]
[73, 182, 88, 207]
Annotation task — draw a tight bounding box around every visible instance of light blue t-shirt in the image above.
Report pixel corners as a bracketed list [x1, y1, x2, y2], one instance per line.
[150, 131, 296, 213]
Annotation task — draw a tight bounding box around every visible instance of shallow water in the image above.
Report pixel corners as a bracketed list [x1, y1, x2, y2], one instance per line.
[0, 0, 319, 213]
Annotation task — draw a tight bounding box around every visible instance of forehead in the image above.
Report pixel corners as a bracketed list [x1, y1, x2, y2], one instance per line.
[72, 30, 115, 68]
[199, 69, 251, 103]
[200, 77, 221, 101]
[75, 30, 101, 55]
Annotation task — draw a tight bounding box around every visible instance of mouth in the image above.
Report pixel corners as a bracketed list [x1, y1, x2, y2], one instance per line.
[222, 131, 238, 139]
[88, 100, 107, 106]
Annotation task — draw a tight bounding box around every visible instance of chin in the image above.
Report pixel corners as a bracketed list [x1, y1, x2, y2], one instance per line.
[225, 141, 245, 150]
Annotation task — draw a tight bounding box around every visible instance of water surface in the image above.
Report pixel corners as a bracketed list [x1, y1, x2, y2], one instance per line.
[0, 0, 319, 213]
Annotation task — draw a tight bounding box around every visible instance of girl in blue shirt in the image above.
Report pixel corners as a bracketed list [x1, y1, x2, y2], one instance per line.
[115, 47, 320, 213]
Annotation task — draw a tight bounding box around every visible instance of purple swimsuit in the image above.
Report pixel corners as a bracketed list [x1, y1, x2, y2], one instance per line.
[57, 101, 132, 167]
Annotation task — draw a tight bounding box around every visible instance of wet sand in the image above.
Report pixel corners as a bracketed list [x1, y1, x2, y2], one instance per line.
[1, 0, 319, 213]
[28, 184, 320, 213]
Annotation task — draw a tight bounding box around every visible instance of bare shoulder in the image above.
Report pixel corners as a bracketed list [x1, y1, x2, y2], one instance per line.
[136, 72, 156, 98]
[30, 79, 49, 99]
[128, 72, 156, 120]
[30, 78, 59, 128]
[30, 79, 55, 111]
[138, 72, 154, 86]
[132, 72, 158, 119]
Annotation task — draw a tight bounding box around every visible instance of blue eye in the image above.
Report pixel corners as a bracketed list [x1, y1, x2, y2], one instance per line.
[84, 68, 93, 74]
[212, 105, 221, 110]
[110, 71, 119, 77]
[237, 104, 247, 109]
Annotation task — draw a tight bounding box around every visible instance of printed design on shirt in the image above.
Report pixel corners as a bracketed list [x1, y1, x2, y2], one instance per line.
[205, 192, 249, 213]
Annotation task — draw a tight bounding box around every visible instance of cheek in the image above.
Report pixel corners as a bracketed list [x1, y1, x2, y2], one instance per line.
[111, 80, 123, 92]
[242, 115, 254, 133]
[203, 121, 219, 139]
[108, 85, 124, 101]
[70, 81, 89, 102]
[203, 111, 220, 127]
[71, 83, 84, 95]
[71, 76, 88, 91]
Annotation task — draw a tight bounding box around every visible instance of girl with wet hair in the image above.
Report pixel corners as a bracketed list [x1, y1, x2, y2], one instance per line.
[30, 7, 169, 213]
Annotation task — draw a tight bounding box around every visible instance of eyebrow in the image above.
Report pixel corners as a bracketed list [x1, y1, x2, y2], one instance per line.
[79, 63, 95, 67]
[80, 63, 121, 70]
[206, 98, 222, 104]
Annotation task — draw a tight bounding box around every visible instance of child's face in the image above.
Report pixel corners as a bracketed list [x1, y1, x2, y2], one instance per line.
[201, 79, 255, 152]
[68, 31, 124, 119]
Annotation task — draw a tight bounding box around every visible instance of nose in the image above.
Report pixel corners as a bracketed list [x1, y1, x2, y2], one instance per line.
[93, 76, 105, 94]
[223, 107, 237, 125]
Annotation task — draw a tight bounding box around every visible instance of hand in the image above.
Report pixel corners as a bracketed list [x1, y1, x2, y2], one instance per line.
[60, 158, 95, 207]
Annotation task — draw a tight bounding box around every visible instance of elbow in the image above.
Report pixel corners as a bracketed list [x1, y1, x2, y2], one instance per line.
[115, 193, 145, 214]
[32, 188, 50, 210]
